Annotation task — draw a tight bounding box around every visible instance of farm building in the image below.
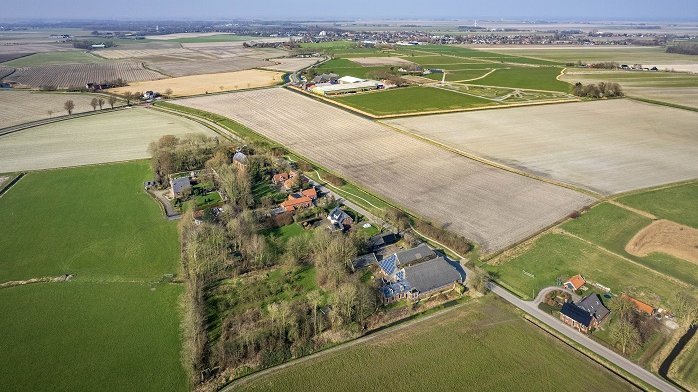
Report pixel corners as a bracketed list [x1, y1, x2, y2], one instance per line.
[564, 274, 586, 291]
[280, 191, 314, 212]
[621, 294, 655, 315]
[328, 206, 353, 230]
[367, 232, 398, 251]
[395, 243, 436, 266]
[353, 252, 378, 269]
[311, 80, 383, 96]
[311, 73, 339, 84]
[170, 176, 191, 198]
[233, 151, 248, 168]
[302, 187, 318, 200]
[272, 172, 290, 185]
[559, 294, 610, 334]
[338, 76, 365, 84]
[379, 255, 464, 305]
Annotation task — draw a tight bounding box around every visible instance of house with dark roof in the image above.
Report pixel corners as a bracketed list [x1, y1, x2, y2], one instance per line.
[559, 294, 610, 334]
[367, 232, 398, 251]
[170, 176, 192, 198]
[395, 243, 436, 266]
[379, 256, 463, 305]
[328, 206, 353, 230]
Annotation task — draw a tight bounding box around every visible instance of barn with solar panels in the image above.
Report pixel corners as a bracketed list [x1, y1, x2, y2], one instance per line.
[376, 244, 464, 305]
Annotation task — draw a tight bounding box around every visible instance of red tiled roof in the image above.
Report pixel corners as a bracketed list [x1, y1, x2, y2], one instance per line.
[565, 274, 586, 290]
[302, 188, 317, 199]
[621, 294, 654, 315]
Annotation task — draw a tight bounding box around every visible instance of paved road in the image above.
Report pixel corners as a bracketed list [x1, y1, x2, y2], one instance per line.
[491, 283, 681, 392]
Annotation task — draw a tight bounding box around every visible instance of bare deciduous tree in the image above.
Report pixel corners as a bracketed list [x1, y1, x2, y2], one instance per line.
[108, 95, 117, 109]
[64, 100, 75, 115]
[610, 318, 640, 354]
[90, 97, 98, 111]
[466, 267, 490, 295]
[98, 97, 105, 110]
[164, 88, 173, 98]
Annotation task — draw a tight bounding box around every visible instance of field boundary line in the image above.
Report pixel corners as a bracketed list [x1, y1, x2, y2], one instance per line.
[610, 179, 698, 200]
[451, 68, 498, 82]
[428, 83, 502, 102]
[557, 228, 693, 289]
[378, 121, 602, 198]
[312, 170, 383, 210]
[0, 173, 24, 199]
[607, 200, 658, 220]
[627, 96, 698, 113]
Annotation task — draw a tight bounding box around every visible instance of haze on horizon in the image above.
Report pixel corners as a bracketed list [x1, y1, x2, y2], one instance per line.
[2, 0, 697, 22]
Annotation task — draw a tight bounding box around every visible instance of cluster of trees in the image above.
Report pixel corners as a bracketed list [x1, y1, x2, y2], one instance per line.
[572, 82, 624, 98]
[148, 134, 226, 184]
[570, 61, 619, 69]
[666, 43, 698, 56]
[609, 297, 658, 355]
[59, 96, 118, 116]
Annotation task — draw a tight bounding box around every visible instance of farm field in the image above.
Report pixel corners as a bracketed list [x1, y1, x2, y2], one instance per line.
[439, 83, 573, 103]
[1, 51, 107, 67]
[234, 297, 635, 392]
[561, 68, 698, 108]
[109, 69, 283, 97]
[480, 46, 698, 67]
[616, 182, 698, 228]
[561, 203, 698, 287]
[473, 66, 570, 92]
[148, 57, 274, 77]
[262, 57, 322, 72]
[0, 90, 124, 129]
[334, 86, 496, 115]
[176, 88, 593, 253]
[94, 47, 196, 59]
[0, 161, 181, 282]
[485, 232, 684, 306]
[2, 62, 164, 88]
[0, 107, 214, 172]
[0, 161, 187, 391]
[0, 282, 186, 392]
[384, 99, 698, 195]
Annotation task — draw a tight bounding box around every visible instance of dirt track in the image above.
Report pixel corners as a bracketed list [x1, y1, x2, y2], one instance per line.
[626, 220, 698, 263]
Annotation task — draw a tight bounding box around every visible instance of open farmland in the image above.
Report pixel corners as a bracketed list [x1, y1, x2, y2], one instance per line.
[334, 86, 496, 116]
[262, 57, 323, 72]
[148, 57, 273, 77]
[485, 232, 686, 306]
[108, 69, 283, 97]
[384, 99, 698, 195]
[0, 107, 214, 172]
[94, 47, 197, 60]
[234, 297, 635, 392]
[0, 90, 124, 129]
[3, 62, 164, 88]
[349, 56, 416, 66]
[0, 161, 187, 391]
[1, 51, 107, 67]
[177, 88, 593, 253]
[616, 182, 698, 228]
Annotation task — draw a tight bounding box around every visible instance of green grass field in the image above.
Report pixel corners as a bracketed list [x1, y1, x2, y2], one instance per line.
[0, 282, 186, 392]
[0, 161, 180, 283]
[673, 339, 698, 392]
[474, 66, 570, 92]
[0, 161, 187, 391]
[616, 182, 698, 228]
[485, 233, 679, 305]
[310, 58, 389, 79]
[424, 69, 493, 82]
[562, 203, 698, 287]
[333, 86, 495, 115]
[234, 297, 633, 392]
[165, 34, 256, 43]
[2, 51, 107, 67]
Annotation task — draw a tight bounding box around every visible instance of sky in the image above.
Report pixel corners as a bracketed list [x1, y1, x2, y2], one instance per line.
[3, 0, 697, 21]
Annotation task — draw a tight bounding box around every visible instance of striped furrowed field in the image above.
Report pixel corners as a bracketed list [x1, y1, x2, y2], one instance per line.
[0, 90, 124, 129]
[177, 88, 593, 253]
[385, 99, 698, 195]
[2, 62, 164, 88]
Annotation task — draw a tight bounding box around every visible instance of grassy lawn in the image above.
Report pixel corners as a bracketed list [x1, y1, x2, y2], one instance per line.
[334, 86, 495, 115]
[195, 191, 222, 208]
[562, 203, 698, 287]
[2, 51, 107, 67]
[262, 222, 306, 243]
[0, 161, 180, 282]
[310, 59, 389, 79]
[424, 69, 493, 82]
[485, 233, 679, 306]
[616, 182, 698, 228]
[0, 282, 186, 392]
[473, 66, 570, 92]
[485, 47, 697, 64]
[235, 297, 634, 392]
